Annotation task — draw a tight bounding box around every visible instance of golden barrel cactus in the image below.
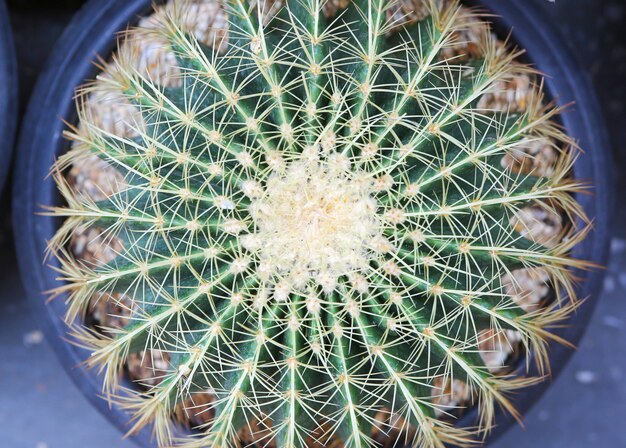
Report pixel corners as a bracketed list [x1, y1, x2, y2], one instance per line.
[50, 0, 589, 446]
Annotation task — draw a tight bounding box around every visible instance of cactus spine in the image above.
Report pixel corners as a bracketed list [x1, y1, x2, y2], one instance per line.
[50, 0, 588, 446]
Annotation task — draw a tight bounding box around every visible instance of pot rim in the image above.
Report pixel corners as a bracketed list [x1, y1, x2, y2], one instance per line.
[12, 0, 613, 446]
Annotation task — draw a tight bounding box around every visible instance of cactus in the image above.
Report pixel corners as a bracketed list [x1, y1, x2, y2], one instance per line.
[49, 0, 589, 446]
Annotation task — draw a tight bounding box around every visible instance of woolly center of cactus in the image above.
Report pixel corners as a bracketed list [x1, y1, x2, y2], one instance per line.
[247, 157, 379, 292]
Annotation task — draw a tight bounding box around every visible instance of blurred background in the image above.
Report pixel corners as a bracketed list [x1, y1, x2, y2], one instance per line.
[1, 0, 625, 446]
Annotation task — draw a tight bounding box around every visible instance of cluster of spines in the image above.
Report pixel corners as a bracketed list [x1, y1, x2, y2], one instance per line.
[48, 1, 589, 447]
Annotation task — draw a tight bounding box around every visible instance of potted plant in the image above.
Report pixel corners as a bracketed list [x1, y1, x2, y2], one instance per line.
[14, 0, 611, 447]
[0, 0, 17, 195]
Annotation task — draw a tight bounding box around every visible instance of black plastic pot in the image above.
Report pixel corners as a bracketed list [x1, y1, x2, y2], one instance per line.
[13, 0, 612, 446]
[0, 0, 17, 195]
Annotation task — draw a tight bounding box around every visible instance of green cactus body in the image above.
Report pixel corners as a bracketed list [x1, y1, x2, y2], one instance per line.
[50, 0, 588, 446]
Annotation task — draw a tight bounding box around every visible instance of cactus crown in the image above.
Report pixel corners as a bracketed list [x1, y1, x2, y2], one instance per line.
[50, 0, 588, 447]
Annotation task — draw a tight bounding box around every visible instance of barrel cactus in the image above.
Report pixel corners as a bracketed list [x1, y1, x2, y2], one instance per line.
[50, 0, 589, 446]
